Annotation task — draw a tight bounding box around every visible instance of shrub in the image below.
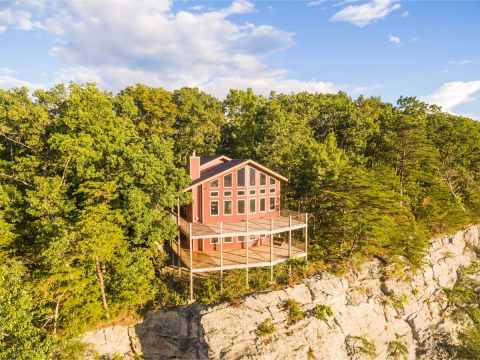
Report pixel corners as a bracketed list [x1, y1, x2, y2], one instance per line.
[256, 318, 275, 337]
[387, 338, 409, 360]
[283, 299, 305, 325]
[346, 335, 377, 358]
[313, 304, 333, 321]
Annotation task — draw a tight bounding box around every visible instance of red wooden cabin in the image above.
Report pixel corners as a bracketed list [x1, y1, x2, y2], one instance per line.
[180, 153, 288, 252]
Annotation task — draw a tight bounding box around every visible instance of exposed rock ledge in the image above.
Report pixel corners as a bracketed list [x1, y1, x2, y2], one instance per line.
[83, 225, 479, 360]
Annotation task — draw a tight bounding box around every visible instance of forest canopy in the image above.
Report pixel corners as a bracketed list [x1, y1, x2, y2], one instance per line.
[1, 83, 479, 358]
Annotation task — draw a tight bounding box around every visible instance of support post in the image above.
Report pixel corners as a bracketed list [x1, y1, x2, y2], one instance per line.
[220, 222, 224, 294]
[189, 223, 193, 303]
[288, 215, 292, 258]
[304, 213, 308, 262]
[288, 215, 292, 278]
[246, 235, 249, 288]
[270, 218, 274, 282]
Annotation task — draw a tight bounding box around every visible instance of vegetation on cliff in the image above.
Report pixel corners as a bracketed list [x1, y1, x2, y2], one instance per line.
[1, 84, 479, 358]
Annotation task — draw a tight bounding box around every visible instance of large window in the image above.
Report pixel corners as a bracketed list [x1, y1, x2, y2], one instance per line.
[260, 198, 266, 212]
[224, 173, 232, 188]
[224, 200, 232, 215]
[269, 197, 275, 211]
[260, 173, 266, 186]
[210, 179, 219, 188]
[249, 167, 256, 186]
[210, 200, 219, 216]
[237, 168, 245, 187]
[237, 199, 246, 214]
[249, 198, 256, 213]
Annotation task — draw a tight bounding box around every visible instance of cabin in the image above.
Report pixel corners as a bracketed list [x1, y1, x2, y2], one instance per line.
[173, 153, 309, 301]
[180, 153, 287, 252]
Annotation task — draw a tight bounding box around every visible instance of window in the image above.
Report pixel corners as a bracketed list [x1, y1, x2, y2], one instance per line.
[260, 173, 266, 186]
[250, 235, 256, 241]
[224, 237, 233, 243]
[224, 173, 232, 188]
[237, 168, 245, 187]
[210, 179, 219, 188]
[270, 177, 276, 185]
[210, 238, 219, 245]
[260, 188, 266, 194]
[260, 198, 266, 212]
[224, 191, 232, 197]
[269, 197, 275, 210]
[270, 188, 276, 193]
[224, 200, 232, 215]
[237, 190, 245, 196]
[249, 167, 256, 186]
[249, 198, 256, 213]
[210, 200, 219, 216]
[210, 191, 219, 197]
[238, 236, 246, 242]
[249, 189, 256, 195]
[237, 199, 246, 214]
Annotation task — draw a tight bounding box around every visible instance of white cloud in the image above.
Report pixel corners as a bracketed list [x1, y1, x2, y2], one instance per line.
[331, 0, 401, 27]
[0, 0, 347, 97]
[448, 59, 473, 65]
[0, 68, 43, 88]
[401, 11, 409, 17]
[423, 81, 480, 112]
[388, 34, 401, 44]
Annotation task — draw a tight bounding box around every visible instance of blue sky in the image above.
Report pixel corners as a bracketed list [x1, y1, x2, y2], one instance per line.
[0, 0, 479, 118]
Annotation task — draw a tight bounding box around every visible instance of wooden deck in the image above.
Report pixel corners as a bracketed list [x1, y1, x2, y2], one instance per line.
[172, 240, 306, 273]
[179, 210, 307, 240]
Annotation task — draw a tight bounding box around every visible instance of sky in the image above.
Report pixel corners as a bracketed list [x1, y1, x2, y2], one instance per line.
[0, 0, 479, 118]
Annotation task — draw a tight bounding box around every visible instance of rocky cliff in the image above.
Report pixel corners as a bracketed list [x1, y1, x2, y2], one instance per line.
[83, 225, 479, 359]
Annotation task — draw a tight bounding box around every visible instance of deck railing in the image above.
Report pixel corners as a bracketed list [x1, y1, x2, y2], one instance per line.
[178, 210, 308, 239]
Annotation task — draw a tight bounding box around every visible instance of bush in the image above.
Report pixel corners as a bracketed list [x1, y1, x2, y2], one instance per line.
[256, 318, 275, 337]
[283, 299, 305, 325]
[313, 304, 333, 321]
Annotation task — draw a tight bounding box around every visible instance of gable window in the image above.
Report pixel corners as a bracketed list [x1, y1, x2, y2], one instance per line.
[249, 167, 256, 186]
[224, 200, 232, 215]
[269, 197, 275, 211]
[237, 199, 246, 214]
[237, 168, 245, 187]
[210, 200, 219, 216]
[249, 198, 256, 213]
[260, 173, 266, 186]
[260, 198, 266, 212]
[270, 177, 276, 186]
[210, 179, 219, 189]
[224, 173, 232, 188]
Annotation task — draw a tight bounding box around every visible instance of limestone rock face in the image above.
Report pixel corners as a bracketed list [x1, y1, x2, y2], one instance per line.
[83, 225, 479, 360]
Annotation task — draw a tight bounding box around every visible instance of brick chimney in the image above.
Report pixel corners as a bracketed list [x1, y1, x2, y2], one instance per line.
[189, 151, 200, 181]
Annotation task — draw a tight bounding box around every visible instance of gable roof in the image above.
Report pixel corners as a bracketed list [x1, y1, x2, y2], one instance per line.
[200, 155, 231, 167]
[185, 158, 288, 191]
